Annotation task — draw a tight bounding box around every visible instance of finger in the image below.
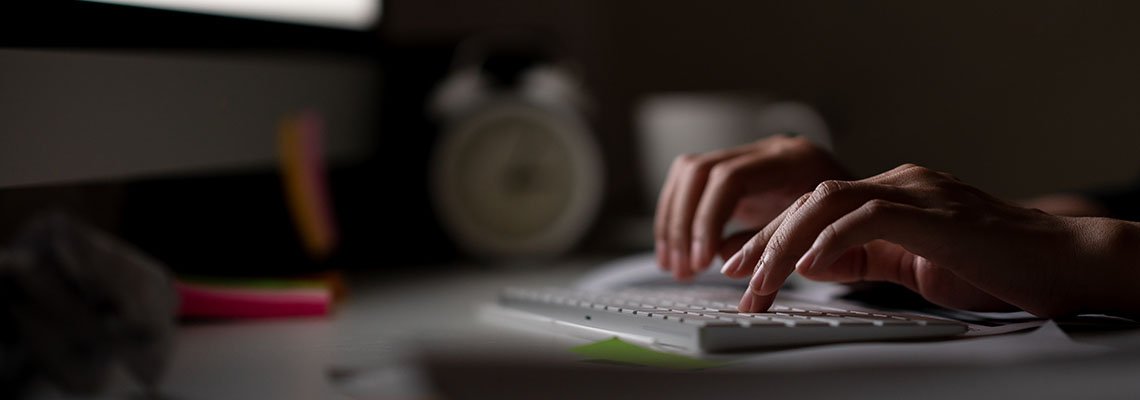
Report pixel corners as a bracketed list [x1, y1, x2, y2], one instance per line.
[666, 148, 754, 279]
[691, 151, 790, 273]
[800, 200, 941, 277]
[799, 202, 1016, 311]
[723, 193, 808, 280]
[738, 167, 916, 294]
[752, 181, 914, 296]
[802, 244, 1015, 311]
[654, 157, 684, 271]
[738, 290, 777, 313]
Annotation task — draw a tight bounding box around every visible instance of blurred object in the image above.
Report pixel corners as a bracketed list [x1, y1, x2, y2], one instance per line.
[82, 0, 382, 30]
[636, 94, 832, 207]
[573, 252, 745, 292]
[120, 171, 335, 276]
[0, 214, 177, 397]
[176, 272, 341, 319]
[279, 111, 340, 260]
[430, 32, 603, 260]
[0, 49, 377, 189]
[570, 337, 725, 370]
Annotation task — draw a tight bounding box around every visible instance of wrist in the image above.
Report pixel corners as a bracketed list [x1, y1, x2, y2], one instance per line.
[1066, 217, 1140, 316]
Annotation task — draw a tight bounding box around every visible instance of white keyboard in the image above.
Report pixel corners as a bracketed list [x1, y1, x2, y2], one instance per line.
[499, 286, 967, 352]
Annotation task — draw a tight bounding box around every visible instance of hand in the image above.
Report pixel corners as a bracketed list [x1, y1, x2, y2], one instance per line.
[654, 135, 848, 281]
[721, 163, 1140, 318]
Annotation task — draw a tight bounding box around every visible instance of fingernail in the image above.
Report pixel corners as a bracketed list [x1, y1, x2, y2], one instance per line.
[720, 251, 742, 275]
[748, 257, 766, 287]
[749, 268, 765, 295]
[738, 290, 755, 312]
[796, 247, 818, 273]
[690, 242, 707, 272]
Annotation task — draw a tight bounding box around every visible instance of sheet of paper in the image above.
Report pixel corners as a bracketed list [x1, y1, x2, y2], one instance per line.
[574, 252, 808, 291]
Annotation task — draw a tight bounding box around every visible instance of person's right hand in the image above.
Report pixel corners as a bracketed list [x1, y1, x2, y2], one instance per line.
[654, 135, 848, 281]
[720, 163, 1140, 318]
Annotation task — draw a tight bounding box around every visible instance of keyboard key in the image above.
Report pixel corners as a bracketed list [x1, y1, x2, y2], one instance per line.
[736, 318, 787, 327]
[678, 315, 739, 327]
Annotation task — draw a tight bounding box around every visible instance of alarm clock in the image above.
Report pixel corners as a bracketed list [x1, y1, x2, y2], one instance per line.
[429, 44, 603, 259]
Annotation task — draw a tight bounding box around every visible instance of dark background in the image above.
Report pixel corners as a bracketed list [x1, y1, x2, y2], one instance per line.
[3, 0, 1140, 274]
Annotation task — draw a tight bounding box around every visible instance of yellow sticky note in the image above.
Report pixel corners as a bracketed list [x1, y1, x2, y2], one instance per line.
[278, 111, 338, 259]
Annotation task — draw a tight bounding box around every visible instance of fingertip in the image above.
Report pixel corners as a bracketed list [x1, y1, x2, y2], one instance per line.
[689, 241, 709, 272]
[655, 240, 669, 271]
[752, 293, 776, 312]
[747, 257, 767, 291]
[794, 247, 819, 275]
[755, 258, 788, 296]
[738, 290, 755, 312]
[670, 248, 688, 275]
[672, 266, 694, 283]
[720, 251, 742, 275]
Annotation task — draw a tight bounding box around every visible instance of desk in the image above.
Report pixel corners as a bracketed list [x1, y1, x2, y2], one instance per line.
[157, 258, 1140, 400]
[159, 260, 597, 399]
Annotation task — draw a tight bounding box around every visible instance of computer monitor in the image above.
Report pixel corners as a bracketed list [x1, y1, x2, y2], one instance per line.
[0, 1, 392, 274]
[0, 1, 382, 188]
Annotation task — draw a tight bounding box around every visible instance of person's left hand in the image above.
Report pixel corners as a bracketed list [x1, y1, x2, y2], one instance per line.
[719, 163, 1140, 318]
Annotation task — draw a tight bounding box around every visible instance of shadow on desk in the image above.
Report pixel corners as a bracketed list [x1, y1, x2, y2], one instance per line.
[417, 347, 1140, 400]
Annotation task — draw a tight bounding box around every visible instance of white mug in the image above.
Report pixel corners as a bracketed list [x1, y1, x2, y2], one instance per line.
[636, 93, 833, 208]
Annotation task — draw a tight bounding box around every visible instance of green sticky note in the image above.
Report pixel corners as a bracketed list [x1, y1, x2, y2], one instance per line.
[570, 338, 727, 370]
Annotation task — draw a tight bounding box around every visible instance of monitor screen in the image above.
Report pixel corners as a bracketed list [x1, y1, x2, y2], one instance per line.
[82, 0, 381, 30]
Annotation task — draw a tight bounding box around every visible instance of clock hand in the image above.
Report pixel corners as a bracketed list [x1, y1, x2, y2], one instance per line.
[503, 125, 551, 195]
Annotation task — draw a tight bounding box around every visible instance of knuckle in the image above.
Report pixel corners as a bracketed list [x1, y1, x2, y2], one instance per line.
[943, 201, 977, 222]
[812, 180, 849, 201]
[930, 178, 963, 194]
[707, 164, 738, 184]
[771, 134, 810, 148]
[671, 153, 698, 169]
[819, 223, 840, 244]
[766, 230, 789, 254]
[894, 163, 941, 182]
[911, 165, 938, 178]
[793, 192, 812, 207]
[889, 163, 919, 174]
[682, 156, 721, 178]
[863, 199, 895, 216]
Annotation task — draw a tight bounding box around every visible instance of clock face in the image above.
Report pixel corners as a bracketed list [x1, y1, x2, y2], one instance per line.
[455, 117, 574, 238]
[433, 103, 602, 258]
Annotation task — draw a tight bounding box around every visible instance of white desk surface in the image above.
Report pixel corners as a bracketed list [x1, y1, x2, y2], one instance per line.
[150, 258, 1140, 400]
